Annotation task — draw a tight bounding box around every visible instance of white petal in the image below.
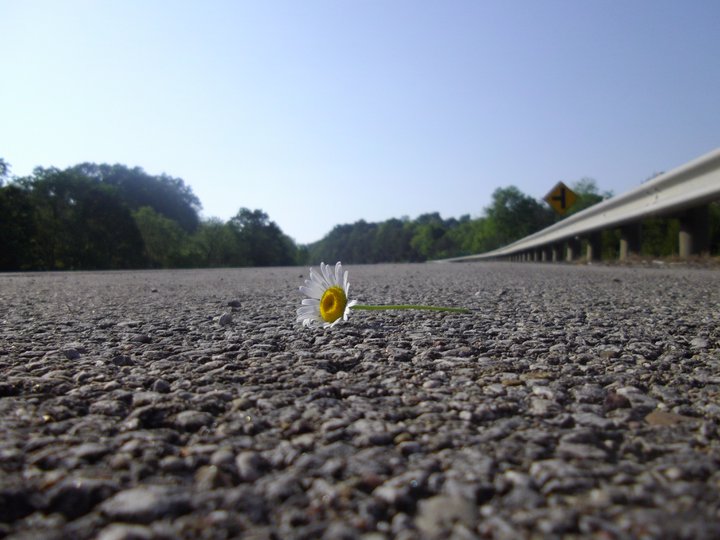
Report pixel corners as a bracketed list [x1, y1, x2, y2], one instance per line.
[334, 262, 343, 285]
[308, 268, 323, 287]
[321, 262, 334, 286]
[343, 270, 350, 292]
[316, 266, 332, 289]
[300, 282, 325, 299]
[327, 262, 338, 286]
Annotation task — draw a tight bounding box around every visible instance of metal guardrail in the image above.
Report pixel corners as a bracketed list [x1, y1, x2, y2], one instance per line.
[440, 147, 720, 262]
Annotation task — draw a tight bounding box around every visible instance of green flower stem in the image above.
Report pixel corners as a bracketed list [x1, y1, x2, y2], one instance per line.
[352, 304, 471, 314]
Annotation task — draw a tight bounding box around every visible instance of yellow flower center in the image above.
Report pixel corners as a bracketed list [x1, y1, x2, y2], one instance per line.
[320, 286, 347, 323]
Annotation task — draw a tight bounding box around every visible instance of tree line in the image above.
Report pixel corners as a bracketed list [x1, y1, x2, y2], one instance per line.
[0, 161, 296, 270]
[305, 180, 611, 263]
[1, 158, 716, 271]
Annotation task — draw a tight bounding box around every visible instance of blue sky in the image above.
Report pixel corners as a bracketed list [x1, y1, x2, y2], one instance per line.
[1, 0, 718, 244]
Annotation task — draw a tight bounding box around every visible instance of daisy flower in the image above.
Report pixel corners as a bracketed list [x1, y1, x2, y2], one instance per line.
[297, 261, 358, 327]
[297, 261, 471, 329]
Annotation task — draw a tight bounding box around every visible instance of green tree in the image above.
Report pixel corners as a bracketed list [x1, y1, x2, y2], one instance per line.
[192, 218, 245, 267]
[69, 163, 201, 232]
[485, 186, 554, 247]
[307, 223, 354, 264]
[0, 184, 37, 270]
[565, 178, 613, 216]
[15, 168, 145, 269]
[641, 217, 680, 256]
[75, 185, 146, 268]
[0, 157, 9, 186]
[230, 208, 296, 266]
[463, 217, 498, 254]
[133, 206, 191, 267]
[374, 217, 415, 262]
[347, 220, 379, 262]
[410, 213, 451, 260]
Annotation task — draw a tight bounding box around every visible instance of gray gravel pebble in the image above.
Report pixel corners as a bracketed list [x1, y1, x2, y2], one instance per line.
[100, 486, 193, 523]
[1, 263, 720, 539]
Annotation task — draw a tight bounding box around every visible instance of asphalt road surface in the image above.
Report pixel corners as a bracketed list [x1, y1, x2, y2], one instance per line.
[1, 262, 719, 539]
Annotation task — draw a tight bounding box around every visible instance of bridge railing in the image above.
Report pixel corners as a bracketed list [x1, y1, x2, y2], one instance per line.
[440, 147, 720, 263]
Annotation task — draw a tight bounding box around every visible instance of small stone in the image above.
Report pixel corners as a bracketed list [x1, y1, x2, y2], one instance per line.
[690, 337, 709, 349]
[236, 451, 268, 482]
[529, 397, 562, 417]
[100, 486, 192, 523]
[572, 384, 605, 404]
[351, 419, 395, 446]
[89, 399, 128, 417]
[645, 409, 696, 426]
[573, 412, 614, 430]
[63, 348, 81, 360]
[373, 470, 428, 508]
[195, 465, 232, 490]
[557, 442, 607, 460]
[151, 379, 171, 393]
[97, 523, 154, 540]
[398, 441, 422, 456]
[210, 448, 235, 468]
[111, 355, 134, 366]
[604, 392, 631, 411]
[532, 386, 556, 400]
[445, 479, 495, 504]
[264, 471, 303, 502]
[537, 507, 579, 535]
[46, 477, 118, 519]
[159, 455, 187, 473]
[322, 522, 361, 540]
[125, 403, 174, 429]
[598, 346, 621, 359]
[530, 459, 593, 494]
[616, 386, 658, 410]
[71, 442, 111, 461]
[218, 313, 233, 326]
[483, 384, 506, 397]
[174, 410, 213, 431]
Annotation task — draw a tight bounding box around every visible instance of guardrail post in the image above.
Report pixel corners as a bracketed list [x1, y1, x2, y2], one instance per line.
[586, 232, 602, 262]
[619, 223, 641, 260]
[679, 206, 710, 257]
[566, 238, 580, 262]
[551, 244, 559, 262]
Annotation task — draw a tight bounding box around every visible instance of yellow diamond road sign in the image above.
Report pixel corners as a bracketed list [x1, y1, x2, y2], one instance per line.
[544, 182, 577, 215]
